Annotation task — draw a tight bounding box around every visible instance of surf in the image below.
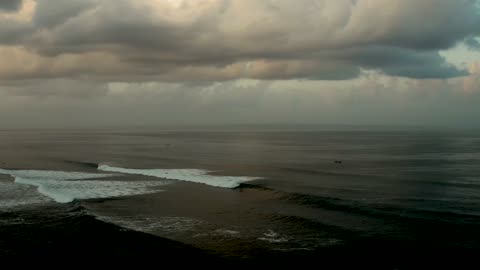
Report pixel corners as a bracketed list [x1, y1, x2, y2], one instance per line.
[0, 168, 168, 204]
[98, 164, 260, 189]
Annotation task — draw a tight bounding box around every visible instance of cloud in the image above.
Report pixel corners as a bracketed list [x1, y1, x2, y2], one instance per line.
[0, 0, 22, 12]
[469, 61, 480, 74]
[0, 0, 478, 83]
[1, 72, 480, 128]
[33, 0, 96, 28]
[0, 46, 128, 80]
[465, 37, 480, 50]
[0, 78, 109, 98]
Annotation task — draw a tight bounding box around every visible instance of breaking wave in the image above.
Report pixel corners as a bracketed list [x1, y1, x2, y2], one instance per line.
[0, 168, 168, 204]
[98, 164, 260, 188]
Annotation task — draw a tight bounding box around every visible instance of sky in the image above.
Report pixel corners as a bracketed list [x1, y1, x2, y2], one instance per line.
[0, 0, 479, 128]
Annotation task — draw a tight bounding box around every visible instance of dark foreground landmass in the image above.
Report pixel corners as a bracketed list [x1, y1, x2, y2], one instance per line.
[0, 204, 477, 269]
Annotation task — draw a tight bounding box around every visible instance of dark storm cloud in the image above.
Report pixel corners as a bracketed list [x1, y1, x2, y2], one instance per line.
[33, 0, 96, 28]
[0, 0, 479, 82]
[0, 0, 22, 12]
[343, 46, 468, 78]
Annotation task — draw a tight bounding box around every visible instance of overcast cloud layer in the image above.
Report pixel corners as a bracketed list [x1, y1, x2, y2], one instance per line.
[2, 0, 479, 81]
[0, 0, 479, 128]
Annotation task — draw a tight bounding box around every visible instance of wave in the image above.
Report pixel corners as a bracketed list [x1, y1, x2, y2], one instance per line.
[0, 181, 50, 209]
[0, 168, 168, 204]
[14, 177, 167, 203]
[96, 215, 204, 235]
[239, 184, 480, 224]
[0, 168, 113, 181]
[98, 164, 260, 189]
[63, 160, 101, 169]
[258, 230, 289, 243]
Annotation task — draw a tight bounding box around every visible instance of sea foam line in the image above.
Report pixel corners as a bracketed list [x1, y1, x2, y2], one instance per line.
[0, 168, 113, 181]
[98, 164, 260, 189]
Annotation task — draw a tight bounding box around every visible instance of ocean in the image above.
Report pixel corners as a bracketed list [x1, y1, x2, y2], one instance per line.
[1, 127, 479, 268]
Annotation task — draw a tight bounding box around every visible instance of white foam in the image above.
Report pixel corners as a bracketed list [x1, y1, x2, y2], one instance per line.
[258, 230, 289, 243]
[258, 237, 289, 243]
[215, 229, 240, 235]
[96, 215, 203, 234]
[0, 168, 168, 204]
[14, 177, 167, 203]
[0, 168, 113, 181]
[98, 165, 260, 188]
[0, 181, 50, 209]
